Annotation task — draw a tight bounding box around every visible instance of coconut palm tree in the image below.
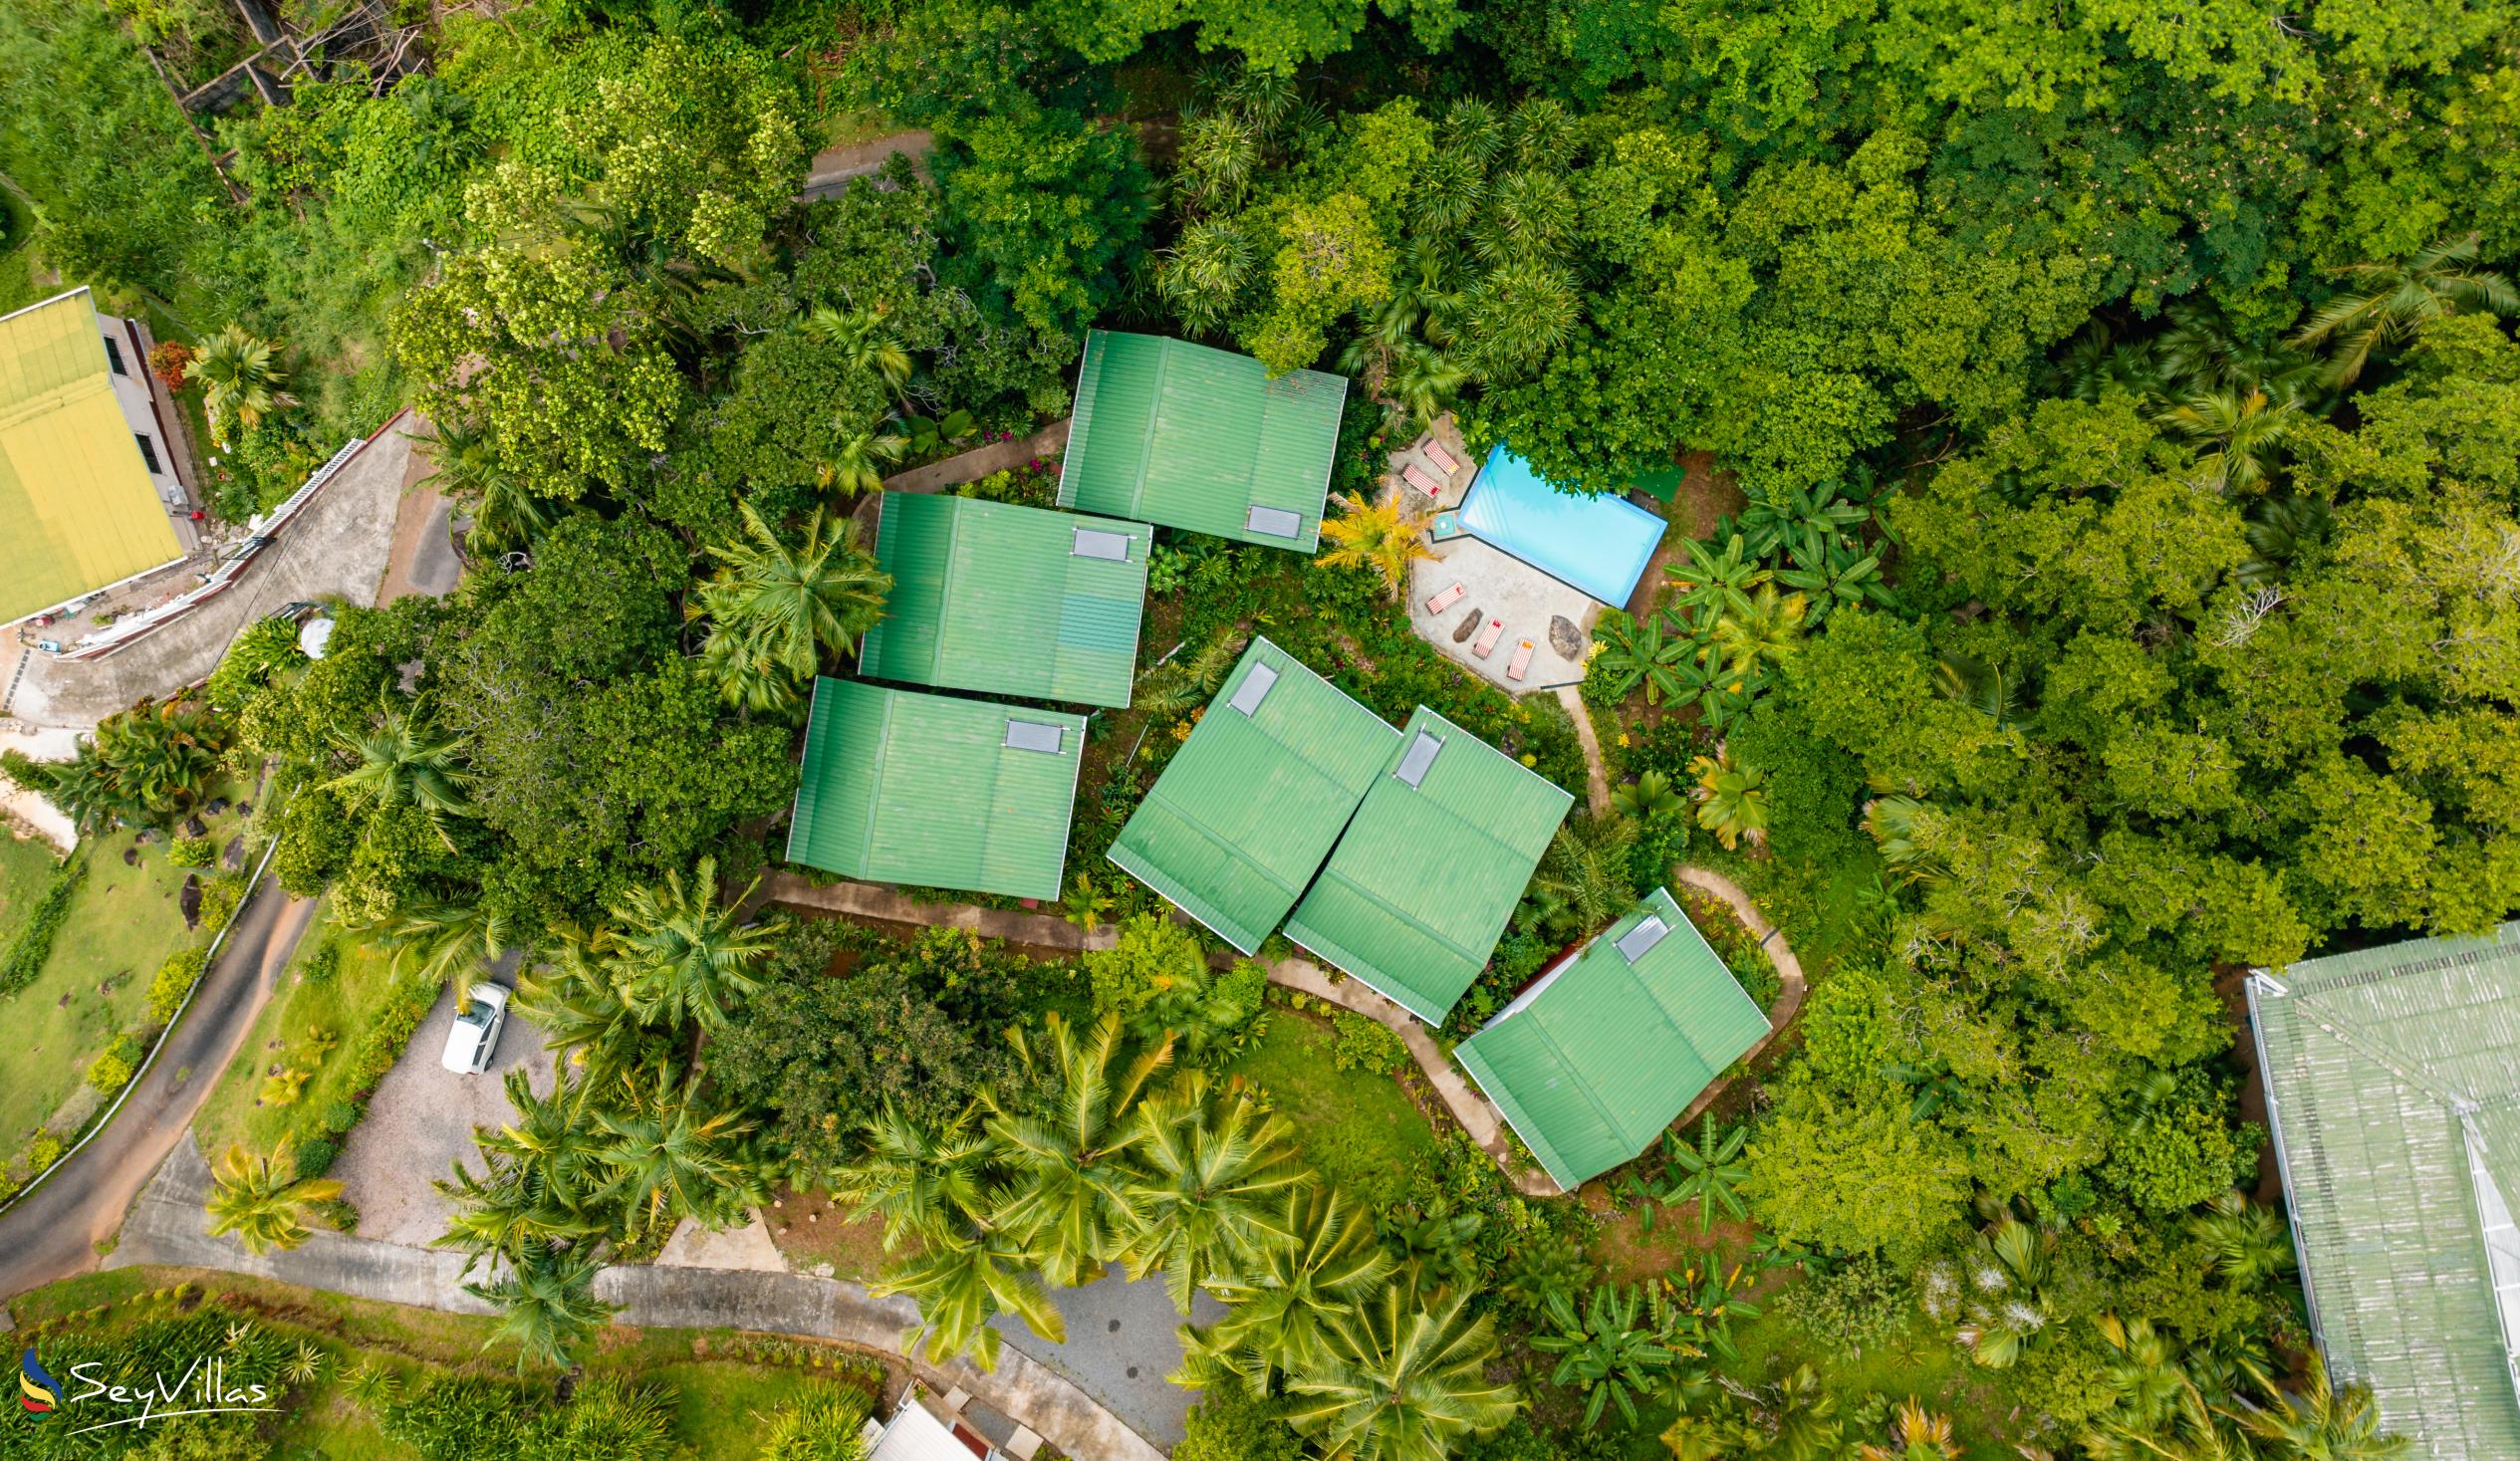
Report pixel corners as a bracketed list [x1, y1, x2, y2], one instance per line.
[1708, 585, 1807, 675]
[1382, 342, 1470, 429]
[206, 1137, 343, 1255]
[367, 895, 516, 988]
[1687, 747, 1769, 852]
[2189, 1190, 2298, 1290]
[433, 1153, 604, 1275]
[185, 324, 296, 443]
[2, 743, 139, 836]
[2155, 388, 2302, 493]
[1285, 1287, 1520, 1461]
[1192, 1188, 1395, 1396]
[465, 1241, 616, 1372]
[1857, 1398, 1962, 1461]
[414, 415, 555, 558]
[985, 1012, 1168, 1287]
[692, 503, 890, 702]
[593, 1063, 766, 1236]
[2291, 232, 2519, 386]
[801, 304, 912, 397]
[2226, 1355, 2407, 1461]
[1318, 490, 1435, 603]
[872, 1221, 1067, 1371]
[323, 703, 475, 848]
[818, 414, 908, 493]
[1120, 1076, 1310, 1312]
[602, 856, 778, 1033]
[478, 1064, 603, 1216]
[513, 927, 650, 1081]
[831, 1100, 993, 1252]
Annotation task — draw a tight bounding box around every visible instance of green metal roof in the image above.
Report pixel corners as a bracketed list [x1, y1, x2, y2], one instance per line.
[0, 289, 184, 624]
[858, 493, 1151, 708]
[1058, 331, 1348, 551]
[786, 677, 1084, 901]
[1107, 637, 1400, 953]
[1283, 707, 1572, 1024]
[2249, 922, 2520, 1461]
[1455, 887, 1768, 1190]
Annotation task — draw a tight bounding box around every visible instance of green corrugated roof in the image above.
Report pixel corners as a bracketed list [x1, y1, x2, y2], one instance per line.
[786, 677, 1084, 900]
[1456, 887, 1769, 1189]
[1058, 331, 1348, 551]
[2250, 922, 2520, 1461]
[1107, 637, 1400, 953]
[859, 494, 1151, 708]
[0, 289, 184, 624]
[1283, 707, 1572, 1023]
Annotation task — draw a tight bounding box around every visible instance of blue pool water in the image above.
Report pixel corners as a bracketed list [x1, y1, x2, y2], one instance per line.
[1454, 445, 1666, 606]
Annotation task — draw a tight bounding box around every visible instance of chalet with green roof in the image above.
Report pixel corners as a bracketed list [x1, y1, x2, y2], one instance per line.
[1283, 707, 1572, 1024]
[1456, 887, 1768, 1190]
[1058, 330, 1347, 552]
[859, 493, 1151, 708]
[1107, 637, 1399, 952]
[2249, 921, 2520, 1461]
[786, 677, 1084, 901]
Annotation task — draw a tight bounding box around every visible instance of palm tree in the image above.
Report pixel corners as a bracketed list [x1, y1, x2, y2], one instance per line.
[1687, 747, 1769, 852]
[1119, 1076, 1310, 1312]
[818, 414, 908, 493]
[1382, 342, 1469, 429]
[872, 1222, 1066, 1371]
[602, 856, 779, 1033]
[1533, 1284, 1690, 1429]
[367, 896, 516, 988]
[2291, 232, 2519, 385]
[2155, 388, 2301, 493]
[594, 1063, 766, 1236]
[1285, 1287, 1520, 1461]
[1708, 585, 1807, 675]
[465, 1241, 616, 1372]
[185, 324, 296, 443]
[2226, 1355, 2407, 1461]
[830, 1101, 991, 1252]
[1157, 218, 1259, 336]
[1059, 871, 1114, 935]
[478, 1064, 603, 1217]
[1193, 1188, 1394, 1395]
[801, 304, 912, 396]
[1522, 813, 1639, 943]
[1665, 535, 1770, 624]
[1588, 609, 1707, 706]
[1318, 490, 1435, 602]
[1647, 1119, 1750, 1235]
[1134, 633, 1244, 716]
[92, 695, 228, 825]
[2089, 1313, 2191, 1437]
[3, 744, 139, 836]
[756, 1387, 877, 1461]
[985, 1012, 1168, 1287]
[1858, 1398, 1962, 1461]
[414, 415, 555, 558]
[693, 503, 891, 700]
[433, 1153, 604, 1275]
[2189, 1190, 2298, 1290]
[323, 703, 474, 848]
[2235, 495, 2332, 586]
[206, 1137, 343, 1255]
[513, 928, 649, 1081]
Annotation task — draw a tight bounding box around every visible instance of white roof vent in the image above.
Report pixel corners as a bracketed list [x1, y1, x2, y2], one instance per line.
[1245, 505, 1304, 539]
[1072, 527, 1132, 561]
[1393, 731, 1443, 788]
[1003, 719, 1065, 753]
[1228, 662, 1279, 715]
[1615, 915, 1671, 963]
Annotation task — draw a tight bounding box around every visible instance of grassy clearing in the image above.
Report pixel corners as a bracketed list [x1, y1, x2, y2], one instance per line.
[194, 919, 395, 1158]
[0, 801, 252, 1145]
[1229, 1012, 1437, 1209]
[0, 825, 61, 931]
[764, 1185, 898, 1282]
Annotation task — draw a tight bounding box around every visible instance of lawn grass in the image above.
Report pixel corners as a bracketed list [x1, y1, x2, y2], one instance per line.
[1228, 1012, 1438, 1209]
[0, 801, 254, 1146]
[0, 825, 62, 932]
[0, 183, 46, 318]
[194, 918, 396, 1158]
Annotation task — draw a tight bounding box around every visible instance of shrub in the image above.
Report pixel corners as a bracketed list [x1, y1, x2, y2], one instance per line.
[25, 1130, 64, 1173]
[0, 854, 86, 996]
[1775, 1253, 1915, 1360]
[147, 945, 209, 1023]
[206, 613, 308, 711]
[294, 1137, 338, 1181]
[1330, 1010, 1410, 1074]
[298, 938, 341, 984]
[1086, 915, 1268, 1065]
[168, 835, 218, 868]
[194, 871, 249, 932]
[344, 976, 439, 1096]
[318, 1098, 362, 1136]
[86, 1034, 144, 1096]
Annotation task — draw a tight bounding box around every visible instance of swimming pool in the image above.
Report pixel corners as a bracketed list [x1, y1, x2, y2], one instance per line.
[1454, 445, 1667, 606]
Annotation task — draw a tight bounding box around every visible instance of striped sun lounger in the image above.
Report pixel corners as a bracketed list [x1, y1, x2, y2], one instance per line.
[1472, 618, 1506, 658]
[1401, 463, 1447, 498]
[1423, 438, 1460, 474]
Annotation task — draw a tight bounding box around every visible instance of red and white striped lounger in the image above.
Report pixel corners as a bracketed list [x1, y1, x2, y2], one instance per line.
[1401, 463, 1447, 498]
[1424, 582, 1467, 614]
[1472, 617, 1506, 658]
[1423, 437, 1460, 474]
[1506, 638, 1536, 681]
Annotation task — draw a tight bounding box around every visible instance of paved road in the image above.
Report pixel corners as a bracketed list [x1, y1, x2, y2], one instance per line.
[0, 876, 314, 1301]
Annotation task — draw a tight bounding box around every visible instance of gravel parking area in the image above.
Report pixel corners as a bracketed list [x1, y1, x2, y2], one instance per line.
[330, 977, 552, 1247]
[991, 1267, 1225, 1446]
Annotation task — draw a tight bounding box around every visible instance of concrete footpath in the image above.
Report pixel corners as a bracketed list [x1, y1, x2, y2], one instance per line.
[108, 1137, 1170, 1461]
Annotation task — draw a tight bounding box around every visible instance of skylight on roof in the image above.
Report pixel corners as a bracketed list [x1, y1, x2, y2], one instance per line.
[1615, 915, 1670, 963]
[1228, 662, 1279, 715]
[1393, 730, 1443, 788]
[1245, 505, 1304, 539]
[1004, 719, 1065, 753]
[1072, 527, 1132, 561]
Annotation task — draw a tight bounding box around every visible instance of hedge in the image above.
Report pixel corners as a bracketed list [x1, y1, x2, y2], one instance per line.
[0, 854, 86, 997]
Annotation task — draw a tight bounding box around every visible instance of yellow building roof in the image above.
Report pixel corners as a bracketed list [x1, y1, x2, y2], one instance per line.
[0, 290, 183, 624]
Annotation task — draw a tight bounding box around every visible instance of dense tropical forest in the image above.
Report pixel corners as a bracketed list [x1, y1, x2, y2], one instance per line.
[2, 0, 2515, 1455]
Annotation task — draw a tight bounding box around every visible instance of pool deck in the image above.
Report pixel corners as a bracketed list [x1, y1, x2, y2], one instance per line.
[1388, 418, 1602, 694]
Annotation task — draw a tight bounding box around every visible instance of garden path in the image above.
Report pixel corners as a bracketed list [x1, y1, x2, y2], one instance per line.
[880, 418, 1071, 496]
[107, 1136, 1168, 1461]
[801, 129, 934, 197]
[1556, 684, 1613, 815]
[1669, 864, 1811, 1130]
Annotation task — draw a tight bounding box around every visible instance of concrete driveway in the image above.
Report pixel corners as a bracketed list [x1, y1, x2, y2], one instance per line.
[329, 977, 552, 1248]
[992, 1267, 1224, 1446]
